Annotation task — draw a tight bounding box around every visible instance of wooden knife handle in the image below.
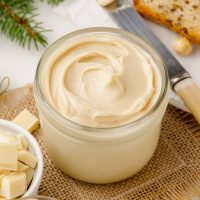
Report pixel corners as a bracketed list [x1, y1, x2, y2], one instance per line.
[174, 78, 200, 124]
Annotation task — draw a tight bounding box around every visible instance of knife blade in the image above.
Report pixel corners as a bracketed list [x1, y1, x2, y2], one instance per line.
[101, 0, 200, 123]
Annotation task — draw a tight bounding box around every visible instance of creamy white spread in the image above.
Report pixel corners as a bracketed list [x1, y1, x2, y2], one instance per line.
[42, 34, 161, 128]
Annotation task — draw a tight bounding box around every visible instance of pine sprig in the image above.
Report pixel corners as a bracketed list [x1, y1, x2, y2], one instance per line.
[0, 0, 50, 49]
[0, 0, 65, 50]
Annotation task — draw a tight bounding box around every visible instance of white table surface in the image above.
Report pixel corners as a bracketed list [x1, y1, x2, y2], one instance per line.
[0, 1, 200, 198]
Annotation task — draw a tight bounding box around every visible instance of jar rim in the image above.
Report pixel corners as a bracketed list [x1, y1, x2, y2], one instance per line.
[34, 27, 169, 134]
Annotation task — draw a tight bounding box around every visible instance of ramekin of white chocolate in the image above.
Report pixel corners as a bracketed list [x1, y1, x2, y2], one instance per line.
[34, 27, 169, 184]
[21, 195, 57, 200]
[0, 118, 43, 199]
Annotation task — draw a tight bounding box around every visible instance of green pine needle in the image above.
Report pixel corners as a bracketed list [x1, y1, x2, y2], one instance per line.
[46, 0, 64, 5]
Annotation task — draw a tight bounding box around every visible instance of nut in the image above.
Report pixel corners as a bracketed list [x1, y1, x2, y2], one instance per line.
[98, 0, 115, 7]
[173, 37, 193, 56]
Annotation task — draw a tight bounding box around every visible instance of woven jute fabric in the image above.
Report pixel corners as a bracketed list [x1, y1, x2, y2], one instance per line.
[1, 85, 200, 200]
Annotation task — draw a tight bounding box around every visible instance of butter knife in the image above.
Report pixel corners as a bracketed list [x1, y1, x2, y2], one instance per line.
[101, 0, 200, 123]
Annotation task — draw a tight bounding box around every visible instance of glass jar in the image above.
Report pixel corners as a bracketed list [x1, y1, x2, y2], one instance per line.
[34, 27, 169, 184]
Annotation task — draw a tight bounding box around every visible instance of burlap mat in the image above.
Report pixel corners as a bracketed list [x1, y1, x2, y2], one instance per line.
[1, 85, 200, 200]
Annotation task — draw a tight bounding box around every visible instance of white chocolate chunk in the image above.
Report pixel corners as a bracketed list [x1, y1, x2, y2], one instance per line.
[0, 131, 27, 150]
[98, 0, 115, 6]
[17, 161, 29, 172]
[1, 172, 27, 199]
[0, 131, 22, 149]
[173, 37, 193, 56]
[0, 170, 10, 175]
[0, 174, 5, 183]
[16, 134, 28, 150]
[24, 167, 34, 186]
[13, 109, 39, 133]
[0, 131, 16, 144]
[17, 150, 38, 168]
[0, 143, 17, 171]
[0, 131, 37, 198]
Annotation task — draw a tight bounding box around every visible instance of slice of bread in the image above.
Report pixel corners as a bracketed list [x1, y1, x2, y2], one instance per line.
[134, 0, 200, 45]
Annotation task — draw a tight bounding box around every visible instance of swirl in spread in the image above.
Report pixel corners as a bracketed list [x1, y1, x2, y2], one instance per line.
[42, 34, 161, 128]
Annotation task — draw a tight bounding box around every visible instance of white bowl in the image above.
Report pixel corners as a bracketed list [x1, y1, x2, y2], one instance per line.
[21, 195, 57, 200]
[0, 119, 43, 197]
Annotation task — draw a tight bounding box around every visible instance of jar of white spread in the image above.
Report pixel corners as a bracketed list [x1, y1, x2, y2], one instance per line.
[34, 28, 169, 184]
